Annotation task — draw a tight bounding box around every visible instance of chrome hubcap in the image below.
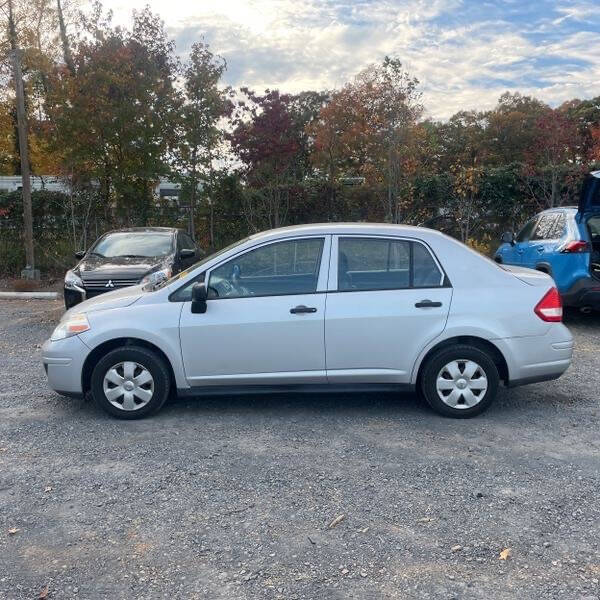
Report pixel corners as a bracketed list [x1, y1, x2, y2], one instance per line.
[103, 361, 154, 411]
[436, 359, 488, 409]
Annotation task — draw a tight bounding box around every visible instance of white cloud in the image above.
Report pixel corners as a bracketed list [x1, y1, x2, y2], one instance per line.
[98, 0, 600, 120]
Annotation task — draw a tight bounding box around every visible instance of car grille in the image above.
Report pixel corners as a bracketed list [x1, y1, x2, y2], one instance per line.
[82, 278, 140, 290]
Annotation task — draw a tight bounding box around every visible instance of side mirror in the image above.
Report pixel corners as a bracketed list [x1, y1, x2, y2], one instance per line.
[501, 231, 515, 245]
[179, 248, 195, 259]
[74, 250, 85, 260]
[191, 281, 208, 314]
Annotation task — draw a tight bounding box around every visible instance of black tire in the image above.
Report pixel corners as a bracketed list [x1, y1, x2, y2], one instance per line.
[91, 346, 171, 419]
[419, 344, 499, 418]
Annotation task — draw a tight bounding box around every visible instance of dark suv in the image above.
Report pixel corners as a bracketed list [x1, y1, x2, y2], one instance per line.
[64, 227, 201, 309]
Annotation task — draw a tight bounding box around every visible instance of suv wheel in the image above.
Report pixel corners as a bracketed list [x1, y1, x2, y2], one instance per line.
[420, 344, 499, 418]
[91, 346, 170, 419]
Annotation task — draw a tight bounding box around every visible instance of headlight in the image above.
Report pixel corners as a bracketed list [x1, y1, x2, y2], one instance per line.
[141, 267, 172, 286]
[51, 313, 90, 341]
[65, 269, 83, 290]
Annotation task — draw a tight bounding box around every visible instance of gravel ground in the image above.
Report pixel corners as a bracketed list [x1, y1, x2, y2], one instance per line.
[1, 299, 600, 600]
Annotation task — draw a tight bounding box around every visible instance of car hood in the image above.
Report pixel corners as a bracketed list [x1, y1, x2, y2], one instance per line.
[76, 255, 169, 278]
[64, 285, 145, 318]
[501, 265, 553, 287]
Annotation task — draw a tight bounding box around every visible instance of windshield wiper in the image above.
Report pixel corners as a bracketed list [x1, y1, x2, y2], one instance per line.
[119, 254, 148, 259]
[88, 252, 104, 258]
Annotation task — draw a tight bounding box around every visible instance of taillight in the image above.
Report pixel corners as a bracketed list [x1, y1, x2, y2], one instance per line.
[561, 240, 590, 253]
[534, 287, 562, 322]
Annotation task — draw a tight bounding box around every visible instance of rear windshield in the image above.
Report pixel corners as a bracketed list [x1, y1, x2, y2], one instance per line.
[90, 232, 174, 258]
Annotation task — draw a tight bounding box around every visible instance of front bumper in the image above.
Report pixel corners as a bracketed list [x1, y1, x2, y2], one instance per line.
[562, 277, 600, 309]
[42, 335, 90, 397]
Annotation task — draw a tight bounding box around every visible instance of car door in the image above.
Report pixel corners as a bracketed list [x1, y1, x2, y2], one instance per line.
[178, 235, 330, 386]
[509, 217, 539, 266]
[324, 235, 452, 384]
[523, 213, 559, 269]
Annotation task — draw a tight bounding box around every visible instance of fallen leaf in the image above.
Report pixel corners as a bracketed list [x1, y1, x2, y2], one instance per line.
[418, 517, 433, 523]
[8, 527, 20, 535]
[39, 585, 49, 599]
[499, 548, 512, 560]
[451, 544, 463, 552]
[44, 486, 53, 493]
[328, 514, 346, 529]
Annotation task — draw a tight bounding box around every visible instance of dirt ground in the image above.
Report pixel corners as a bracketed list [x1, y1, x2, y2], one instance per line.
[1, 299, 600, 600]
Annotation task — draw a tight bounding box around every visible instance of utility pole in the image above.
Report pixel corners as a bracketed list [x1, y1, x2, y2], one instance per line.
[8, 0, 37, 277]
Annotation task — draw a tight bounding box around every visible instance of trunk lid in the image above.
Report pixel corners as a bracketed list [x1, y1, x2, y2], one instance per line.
[500, 264, 554, 287]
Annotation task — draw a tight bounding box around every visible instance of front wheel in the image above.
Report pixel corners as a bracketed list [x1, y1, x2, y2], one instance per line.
[419, 344, 499, 418]
[91, 346, 171, 419]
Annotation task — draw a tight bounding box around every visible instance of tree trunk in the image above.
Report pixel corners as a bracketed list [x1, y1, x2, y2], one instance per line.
[9, 0, 35, 271]
[56, 0, 76, 75]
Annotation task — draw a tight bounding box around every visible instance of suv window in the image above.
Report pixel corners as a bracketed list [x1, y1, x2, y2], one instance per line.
[338, 237, 443, 291]
[531, 214, 559, 240]
[515, 219, 537, 243]
[208, 238, 324, 298]
[550, 213, 566, 239]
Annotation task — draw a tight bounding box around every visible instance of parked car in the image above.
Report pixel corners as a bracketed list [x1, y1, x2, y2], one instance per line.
[43, 223, 573, 420]
[494, 171, 600, 312]
[64, 227, 201, 309]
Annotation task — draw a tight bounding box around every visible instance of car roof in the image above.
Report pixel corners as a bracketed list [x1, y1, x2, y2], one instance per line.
[248, 222, 442, 242]
[102, 227, 179, 235]
[539, 206, 578, 214]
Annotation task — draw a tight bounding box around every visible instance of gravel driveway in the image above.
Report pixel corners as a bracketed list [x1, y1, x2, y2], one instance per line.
[1, 299, 600, 600]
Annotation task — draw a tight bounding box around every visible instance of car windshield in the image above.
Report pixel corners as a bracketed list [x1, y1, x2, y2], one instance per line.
[90, 232, 174, 258]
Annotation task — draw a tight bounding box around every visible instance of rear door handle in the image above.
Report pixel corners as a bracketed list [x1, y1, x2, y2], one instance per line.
[290, 305, 317, 314]
[415, 300, 442, 308]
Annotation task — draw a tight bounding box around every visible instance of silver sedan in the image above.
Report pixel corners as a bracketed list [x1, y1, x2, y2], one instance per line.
[42, 223, 573, 419]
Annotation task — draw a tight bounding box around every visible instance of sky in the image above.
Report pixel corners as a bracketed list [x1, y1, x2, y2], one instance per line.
[100, 0, 600, 120]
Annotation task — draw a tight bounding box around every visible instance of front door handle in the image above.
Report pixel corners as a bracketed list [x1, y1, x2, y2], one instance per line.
[290, 305, 317, 314]
[415, 300, 442, 308]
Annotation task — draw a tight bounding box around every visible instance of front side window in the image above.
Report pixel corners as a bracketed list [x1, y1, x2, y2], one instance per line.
[91, 232, 173, 258]
[208, 238, 324, 298]
[515, 219, 537, 243]
[338, 237, 443, 291]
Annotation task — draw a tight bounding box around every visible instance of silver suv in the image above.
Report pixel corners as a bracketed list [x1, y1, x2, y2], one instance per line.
[42, 224, 573, 419]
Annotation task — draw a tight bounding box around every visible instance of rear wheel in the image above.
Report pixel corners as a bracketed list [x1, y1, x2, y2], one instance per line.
[91, 346, 170, 419]
[420, 344, 499, 418]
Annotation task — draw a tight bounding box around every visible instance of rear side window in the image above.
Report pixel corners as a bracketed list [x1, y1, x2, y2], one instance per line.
[532, 214, 559, 240]
[550, 213, 566, 239]
[338, 238, 443, 291]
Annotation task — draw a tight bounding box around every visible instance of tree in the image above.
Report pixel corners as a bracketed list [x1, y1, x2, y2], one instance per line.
[173, 41, 232, 240]
[230, 89, 303, 229]
[309, 57, 422, 222]
[524, 109, 582, 208]
[47, 6, 180, 223]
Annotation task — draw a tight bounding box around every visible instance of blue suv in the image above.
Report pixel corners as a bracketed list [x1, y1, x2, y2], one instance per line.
[494, 171, 600, 312]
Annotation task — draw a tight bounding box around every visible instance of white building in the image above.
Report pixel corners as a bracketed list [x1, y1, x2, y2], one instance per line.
[0, 176, 187, 202]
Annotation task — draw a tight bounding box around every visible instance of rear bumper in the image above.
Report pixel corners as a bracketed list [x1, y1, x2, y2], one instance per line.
[493, 324, 573, 387]
[562, 277, 600, 309]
